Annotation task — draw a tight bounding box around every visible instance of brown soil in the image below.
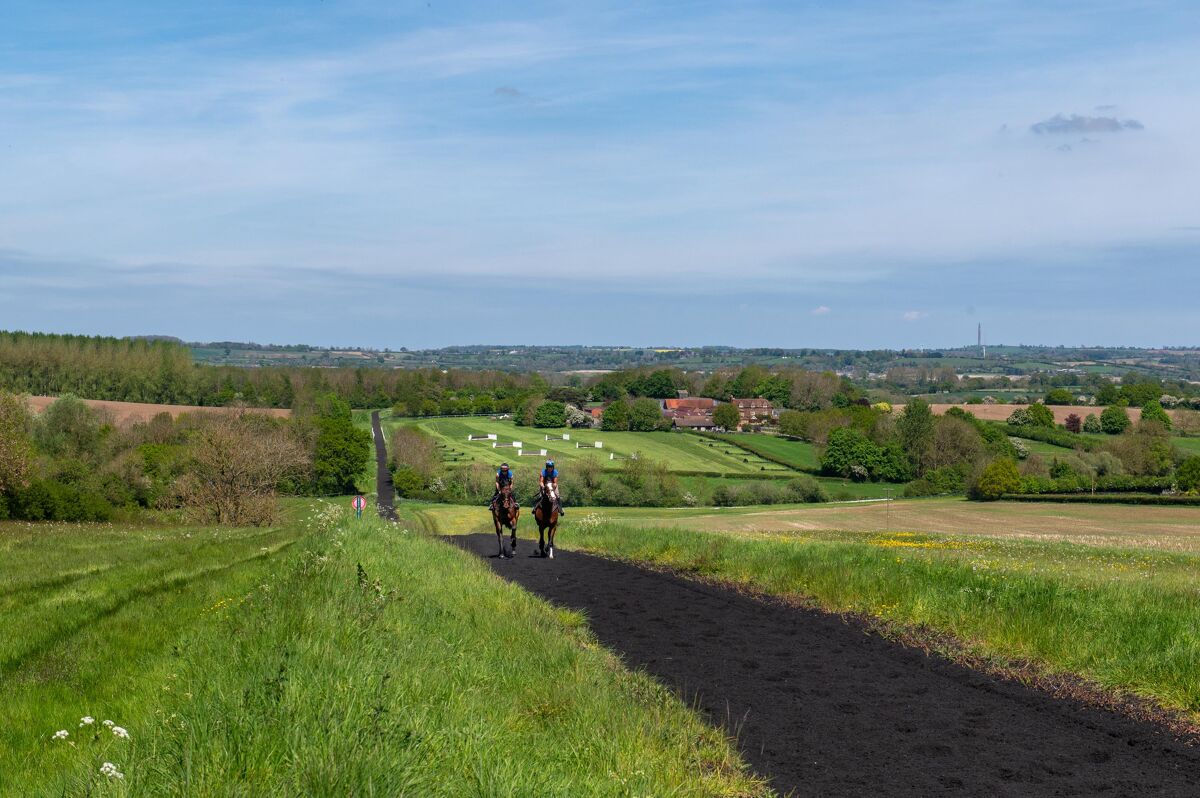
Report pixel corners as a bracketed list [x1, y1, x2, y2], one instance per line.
[26, 396, 291, 426]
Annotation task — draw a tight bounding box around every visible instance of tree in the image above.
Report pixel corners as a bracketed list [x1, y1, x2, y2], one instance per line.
[713, 403, 741, 431]
[1176, 456, 1200, 492]
[1140, 399, 1171, 430]
[820, 427, 881, 480]
[629, 398, 664, 431]
[177, 410, 311, 525]
[390, 426, 441, 482]
[1027, 403, 1056, 428]
[1106, 423, 1173, 476]
[1083, 414, 1103, 434]
[777, 409, 808, 439]
[0, 392, 34, 494]
[1100, 405, 1131, 435]
[590, 379, 626, 403]
[927, 416, 984, 472]
[969, 458, 1021, 501]
[601, 399, 631, 431]
[533, 400, 568, 428]
[1064, 413, 1082, 434]
[34, 395, 104, 460]
[1044, 388, 1074, 405]
[311, 394, 372, 495]
[896, 399, 935, 474]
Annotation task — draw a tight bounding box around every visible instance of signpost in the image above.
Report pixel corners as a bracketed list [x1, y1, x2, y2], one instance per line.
[352, 495, 367, 519]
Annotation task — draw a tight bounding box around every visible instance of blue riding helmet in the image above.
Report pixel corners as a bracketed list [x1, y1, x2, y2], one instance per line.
[545, 460, 555, 468]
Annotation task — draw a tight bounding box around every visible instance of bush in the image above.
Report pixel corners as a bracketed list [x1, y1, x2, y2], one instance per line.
[904, 465, 968, 497]
[1044, 388, 1075, 405]
[311, 395, 372, 495]
[1008, 403, 1055, 428]
[713, 403, 741, 431]
[969, 458, 1021, 500]
[1100, 405, 1131, 435]
[601, 400, 631, 431]
[1140, 400, 1171, 430]
[1083, 414, 1102, 434]
[5, 479, 113, 522]
[533, 401, 568, 428]
[629, 398, 665, 432]
[1176, 456, 1200, 492]
[784, 476, 828, 503]
[1064, 413, 1082, 434]
[594, 478, 636, 506]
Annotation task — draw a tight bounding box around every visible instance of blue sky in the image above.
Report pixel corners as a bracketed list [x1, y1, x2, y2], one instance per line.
[1, 1, 1198, 348]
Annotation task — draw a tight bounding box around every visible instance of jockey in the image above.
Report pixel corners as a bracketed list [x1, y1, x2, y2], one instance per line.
[489, 463, 516, 510]
[538, 459, 564, 515]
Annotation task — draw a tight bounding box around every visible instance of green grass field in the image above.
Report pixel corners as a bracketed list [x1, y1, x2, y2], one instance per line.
[421, 500, 1200, 721]
[0, 504, 768, 796]
[716, 434, 820, 470]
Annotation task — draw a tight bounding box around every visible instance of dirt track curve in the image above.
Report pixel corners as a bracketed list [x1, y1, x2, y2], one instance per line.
[451, 533, 1200, 797]
[370, 411, 397, 520]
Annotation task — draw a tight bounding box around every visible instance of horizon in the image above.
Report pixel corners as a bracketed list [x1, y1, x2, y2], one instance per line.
[3, 2, 1199, 346]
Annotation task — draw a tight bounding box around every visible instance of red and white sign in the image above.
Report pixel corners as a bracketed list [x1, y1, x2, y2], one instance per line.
[352, 495, 367, 511]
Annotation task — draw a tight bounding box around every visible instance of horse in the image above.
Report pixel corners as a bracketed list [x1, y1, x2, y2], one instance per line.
[532, 485, 560, 559]
[491, 484, 520, 558]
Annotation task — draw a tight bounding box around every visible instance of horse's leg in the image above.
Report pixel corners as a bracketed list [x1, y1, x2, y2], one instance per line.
[510, 511, 517, 555]
[494, 515, 505, 558]
[547, 517, 557, 559]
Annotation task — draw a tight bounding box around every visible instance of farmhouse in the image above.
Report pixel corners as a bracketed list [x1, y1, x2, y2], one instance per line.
[731, 397, 775, 424]
[664, 397, 717, 412]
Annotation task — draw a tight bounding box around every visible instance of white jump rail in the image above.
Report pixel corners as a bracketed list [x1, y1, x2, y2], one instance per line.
[575, 441, 603, 448]
[468, 434, 498, 441]
[518, 448, 549, 457]
[492, 441, 522, 448]
[544, 434, 571, 441]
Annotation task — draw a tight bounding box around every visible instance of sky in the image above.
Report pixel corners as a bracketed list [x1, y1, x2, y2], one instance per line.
[1, 1, 1198, 349]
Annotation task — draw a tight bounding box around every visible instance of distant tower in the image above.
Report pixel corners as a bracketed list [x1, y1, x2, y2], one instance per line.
[978, 323, 986, 359]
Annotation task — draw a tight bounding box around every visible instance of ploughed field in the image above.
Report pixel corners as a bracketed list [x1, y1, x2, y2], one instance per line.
[27, 395, 291, 425]
[0, 504, 766, 796]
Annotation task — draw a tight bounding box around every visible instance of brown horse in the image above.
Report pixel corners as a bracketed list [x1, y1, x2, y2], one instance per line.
[491, 484, 520, 558]
[533, 486, 560, 559]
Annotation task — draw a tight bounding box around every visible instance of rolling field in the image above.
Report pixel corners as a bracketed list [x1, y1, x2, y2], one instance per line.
[716, 433, 821, 470]
[0, 503, 767, 796]
[27, 396, 291, 425]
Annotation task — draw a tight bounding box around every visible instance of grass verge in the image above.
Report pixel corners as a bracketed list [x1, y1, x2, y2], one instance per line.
[2, 506, 769, 797]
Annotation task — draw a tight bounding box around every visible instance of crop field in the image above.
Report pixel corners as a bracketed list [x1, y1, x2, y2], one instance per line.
[0, 503, 765, 796]
[27, 396, 291, 425]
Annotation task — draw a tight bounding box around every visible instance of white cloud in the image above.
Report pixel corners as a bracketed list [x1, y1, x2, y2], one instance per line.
[811, 305, 831, 315]
[902, 311, 928, 322]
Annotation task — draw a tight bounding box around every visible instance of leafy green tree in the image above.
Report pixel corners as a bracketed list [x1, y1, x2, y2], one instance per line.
[1083, 414, 1102, 434]
[533, 401, 568, 428]
[1140, 400, 1171, 430]
[312, 394, 372, 495]
[820, 427, 882, 480]
[590, 379, 626, 403]
[969, 458, 1021, 500]
[896, 399, 935, 475]
[713, 403, 741, 431]
[727, 365, 768, 398]
[34, 395, 104, 460]
[629, 398, 664, 431]
[1027, 403, 1056, 428]
[515, 396, 542, 427]
[755, 375, 792, 405]
[1095, 383, 1121, 406]
[1100, 404, 1131, 435]
[777, 410, 808, 439]
[601, 399, 631, 431]
[1176, 456, 1200, 492]
[1044, 388, 1074, 405]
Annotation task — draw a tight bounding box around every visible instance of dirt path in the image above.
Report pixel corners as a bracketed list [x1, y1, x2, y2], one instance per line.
[452, 533, 1200, 797]
[371, 411, 397, 521]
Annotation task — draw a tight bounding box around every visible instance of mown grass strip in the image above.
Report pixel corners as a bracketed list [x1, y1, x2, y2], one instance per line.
[566, 521, 1200, 720]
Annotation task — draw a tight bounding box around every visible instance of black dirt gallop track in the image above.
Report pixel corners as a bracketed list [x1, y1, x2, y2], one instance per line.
[452, 534, 1200, 797]
[370, 411, 397, 520]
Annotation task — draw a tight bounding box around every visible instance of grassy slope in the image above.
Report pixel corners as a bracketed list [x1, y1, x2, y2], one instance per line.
[0, 505, 767, 797]
[562, 521, 1200, 720]
[715, 434, 820, 471]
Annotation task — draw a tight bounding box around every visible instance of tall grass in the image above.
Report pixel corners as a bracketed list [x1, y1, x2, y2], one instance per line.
[1, 507, 769, 797]
[567, 519, 1200, 717]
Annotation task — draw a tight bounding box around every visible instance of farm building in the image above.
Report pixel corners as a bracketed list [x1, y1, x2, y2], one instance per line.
[671, 415, 718, 431]
[663, 397, 717, 412]
[731, 398, 775, 424]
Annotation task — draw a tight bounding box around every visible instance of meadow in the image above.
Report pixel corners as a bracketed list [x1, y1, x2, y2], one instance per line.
[0, 503, 768, 797]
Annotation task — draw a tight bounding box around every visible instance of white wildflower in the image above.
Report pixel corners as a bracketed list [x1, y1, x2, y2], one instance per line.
[111, 726, 130, 740]
[102, 719, 114, 727]
[52, 730, 69, 740]
[79, 716, 95, 726]
[99, 761, 125, 780]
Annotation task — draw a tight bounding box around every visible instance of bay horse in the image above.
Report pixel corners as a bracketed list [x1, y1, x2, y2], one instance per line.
[492, 484, 520, 558]
[533, 485, 560, 559]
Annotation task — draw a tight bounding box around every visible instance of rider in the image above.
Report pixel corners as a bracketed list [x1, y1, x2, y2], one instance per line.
[489, 463, 516, 511]
[538, 459, 565, 515]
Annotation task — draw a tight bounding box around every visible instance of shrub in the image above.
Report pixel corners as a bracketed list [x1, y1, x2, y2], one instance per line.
[1083, 414, 1102, 434]
[1064, 413, 1082, 433]
[969, 458, 1021, 500]
[595, 478, 636, 506]
[629, 398, 665, 432]
[1176, 456, 1200, 493]
[713, 403, 741, 431]
[311, 394, 372, 495]
[1100, 405, 1131, 435]
[601, 400, 631, 431]
[784, 476, 828, 503]
[1044, 388, 1075, 405]
[533, 400, 568, 428]
[1140, 400, 1171, 430]
[392, 466, 425, 498]
[904, 465, 968, 497]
